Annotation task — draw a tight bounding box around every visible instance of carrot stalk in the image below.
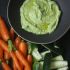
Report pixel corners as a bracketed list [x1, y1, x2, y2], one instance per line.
[8, 39, 16, 52]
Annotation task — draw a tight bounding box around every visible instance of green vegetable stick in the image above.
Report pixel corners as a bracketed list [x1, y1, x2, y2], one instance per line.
[57, 66, 68, 70]
[32, 48, 42, 61]
[41, 50, 51, 60]
[50, 61, 68, 69]
[52, 55, 64, 61]
[33, 62, 40, 70]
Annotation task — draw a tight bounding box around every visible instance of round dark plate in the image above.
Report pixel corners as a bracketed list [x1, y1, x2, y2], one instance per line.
[7, 0, 70, 44]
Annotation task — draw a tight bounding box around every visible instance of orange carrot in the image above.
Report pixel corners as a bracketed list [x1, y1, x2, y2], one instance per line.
[0, 39, 22, 70]
[19, 41, 28, 57]
[15, 50, 31, 70]
[2, 61, 11, 70]
[0, 39, 13, 53]
[0, 33, 2, 38]
[19, 60, 24, 70]
[15, 36, 21, 49]
[0, 16, 10, 42]
[0, 47, 3, 59]
[0, 17, 15, 52]
[10, 27, 14, 40]
[4, 51, 11, 60]
[10, 51, 22, 70]
[0, 39, 8, 52]
[27, 55, 32, 66]
[13, 61, 17, 70]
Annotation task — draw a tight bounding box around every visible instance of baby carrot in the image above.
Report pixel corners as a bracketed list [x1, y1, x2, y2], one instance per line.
[0, 39, 22, 70]
[10, 51, 22, 70]
[15, 50, 31, 70]
[0, 16, 10, 42]
[10, 27, 14, 41]
[15, 36, 21, 49]
[0, 33, 2, 38]
[4, 51, 11, 60]
[27, 55, 32, 66]
[0, 17, 15, 52]
[0, 39, 8, 52]
[0, 47, 3, 59]
[19, 60, 24, 70]
[0, 39, 14, 53]
[19, 40, 28, 57]
[2, 61, 11, 70]
[13, 60, 17, 70]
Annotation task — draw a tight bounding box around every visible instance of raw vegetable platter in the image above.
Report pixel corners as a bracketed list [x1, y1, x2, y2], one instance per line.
[0, 0, 70, 70]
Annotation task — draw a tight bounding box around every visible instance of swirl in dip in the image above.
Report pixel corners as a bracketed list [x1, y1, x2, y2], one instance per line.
[20, 0, 61, 35]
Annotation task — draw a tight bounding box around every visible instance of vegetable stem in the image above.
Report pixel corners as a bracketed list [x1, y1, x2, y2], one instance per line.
[8, 40, 17, 52]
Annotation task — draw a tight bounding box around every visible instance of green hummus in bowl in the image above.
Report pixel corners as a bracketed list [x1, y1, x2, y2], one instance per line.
[20, 0, 61, 35]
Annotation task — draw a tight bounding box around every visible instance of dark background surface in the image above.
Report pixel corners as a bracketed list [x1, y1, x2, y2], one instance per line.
[0, 0, 70, 69]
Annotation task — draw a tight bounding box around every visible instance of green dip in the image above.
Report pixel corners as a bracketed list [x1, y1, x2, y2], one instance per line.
[20, 0, 61, 34]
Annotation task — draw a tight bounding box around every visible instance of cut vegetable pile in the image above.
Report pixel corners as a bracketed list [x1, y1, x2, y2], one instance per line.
[0, 16, 68, 70]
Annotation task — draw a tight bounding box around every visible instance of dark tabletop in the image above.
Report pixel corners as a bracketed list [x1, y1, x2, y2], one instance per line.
[0, 0, 70, 69]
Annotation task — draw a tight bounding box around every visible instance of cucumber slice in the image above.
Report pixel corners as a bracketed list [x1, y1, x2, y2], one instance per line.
[50, 61, 68, 69]
[57, 66, 68, 70]
[52, 55, 63, 61]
